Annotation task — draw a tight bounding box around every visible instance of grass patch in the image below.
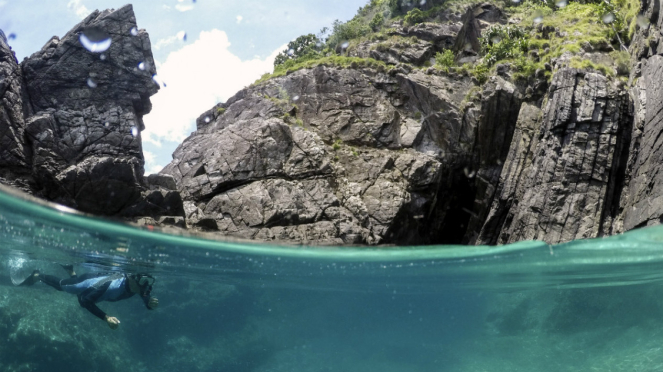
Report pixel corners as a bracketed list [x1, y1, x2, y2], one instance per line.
[254, 55, 392, 85]
[473, 1, 633, 83]
[569, 56, 615, 77]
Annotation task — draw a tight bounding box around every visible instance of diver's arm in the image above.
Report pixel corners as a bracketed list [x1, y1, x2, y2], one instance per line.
[77, 295, 107, 320]
[78, 298, 120, 329]
[78, 286, 121, 329]
[141, 293, 159, 309]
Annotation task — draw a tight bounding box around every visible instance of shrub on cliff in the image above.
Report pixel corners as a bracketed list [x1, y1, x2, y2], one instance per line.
[327, 19, 372, 51]
[369, 12, 385, 30]
[480, 25, 529, 67]
[435, 49, 455, 72]
[404, 8, 426, 25]
[274, 34, 324, 67]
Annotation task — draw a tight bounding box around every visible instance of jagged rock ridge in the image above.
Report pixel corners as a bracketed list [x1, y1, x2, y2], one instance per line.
[0, 5, 184, 219]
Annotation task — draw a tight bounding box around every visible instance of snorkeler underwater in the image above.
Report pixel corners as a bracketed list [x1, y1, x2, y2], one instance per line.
[0, 0, 663, 371]
[15, 264, 158, 329]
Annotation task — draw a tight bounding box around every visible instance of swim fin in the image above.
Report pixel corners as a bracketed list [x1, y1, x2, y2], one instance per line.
[16, 270, 40, 286]
[59, 264, 75, 276]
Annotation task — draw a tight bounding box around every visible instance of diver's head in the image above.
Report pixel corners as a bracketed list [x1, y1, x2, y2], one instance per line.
[128, 273, 155, 296]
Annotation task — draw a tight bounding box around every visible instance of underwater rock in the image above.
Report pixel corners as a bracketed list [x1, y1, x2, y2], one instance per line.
[0, 284, 135, 372]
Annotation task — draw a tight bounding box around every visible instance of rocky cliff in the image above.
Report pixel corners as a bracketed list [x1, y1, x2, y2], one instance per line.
[158, 0, 648, 246]
[0, 5, 183, 219]
[2, 1, 662, 246]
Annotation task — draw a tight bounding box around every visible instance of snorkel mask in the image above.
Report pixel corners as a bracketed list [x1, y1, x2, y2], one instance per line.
[133, 274, 155, 296]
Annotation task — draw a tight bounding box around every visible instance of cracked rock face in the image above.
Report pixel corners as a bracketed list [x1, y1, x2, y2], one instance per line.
[0, 5, 183, 218]
[476, 69, 631, 244]
[0, 31, 32, 191]
[349, 22, 460, 67]
[20, 5, 173, 216]
[620, 55, 663, 229]
[162, 66, 476, 245]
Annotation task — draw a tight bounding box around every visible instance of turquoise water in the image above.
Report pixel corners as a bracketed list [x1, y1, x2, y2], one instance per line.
[0, 185, 662, 372]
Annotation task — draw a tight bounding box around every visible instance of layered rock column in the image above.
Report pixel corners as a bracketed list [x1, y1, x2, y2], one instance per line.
[620, 56, 663, 229]
[477, 69, 631, 244]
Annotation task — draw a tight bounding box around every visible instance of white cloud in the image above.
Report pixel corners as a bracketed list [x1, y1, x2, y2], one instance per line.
[175, 4, 194, 12]
[153, 35, 179, 50]
[143, 151, 164, 175]
[67, 0, 90, 19]
[162, 5, 171, 11]
[143, 29, 282, 147]
[236, 15, 243, 24]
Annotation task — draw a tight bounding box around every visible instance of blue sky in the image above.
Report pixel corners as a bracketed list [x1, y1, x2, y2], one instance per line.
[0, 0, 367, 174]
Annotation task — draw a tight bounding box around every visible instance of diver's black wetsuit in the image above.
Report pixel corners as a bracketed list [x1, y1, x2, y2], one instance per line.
[41, 272, 154, 320]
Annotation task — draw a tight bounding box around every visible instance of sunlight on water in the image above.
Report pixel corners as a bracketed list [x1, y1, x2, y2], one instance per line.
[0, 185, 661, 372]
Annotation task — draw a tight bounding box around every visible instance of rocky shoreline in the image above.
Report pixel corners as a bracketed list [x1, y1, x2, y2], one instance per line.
[2, 2, 663, 246]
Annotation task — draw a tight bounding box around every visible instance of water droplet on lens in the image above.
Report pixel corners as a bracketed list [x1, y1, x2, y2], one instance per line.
[555, 0, 567, 8]
[87, 78, 97, 88]
[637, 15, 650, 27]
[152, 74, 166, 88]
[204, 116, 211, 123]
[130, 27, 138, 36]
[7, 33, 16, 41]
[177, 31, 187, 41]
[602, 13, 615, 23]
[341, 41, 349, 49]
[100, 54, 107, 60]
[131, 127, 138, 137]
[138, 62, 146, 70]
[491, 36, 502, 44]
[79, 27, 112, 53]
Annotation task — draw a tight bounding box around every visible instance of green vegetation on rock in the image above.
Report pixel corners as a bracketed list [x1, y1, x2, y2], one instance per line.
[255, 56, 391, 85]
[258, 0, 641, 86]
